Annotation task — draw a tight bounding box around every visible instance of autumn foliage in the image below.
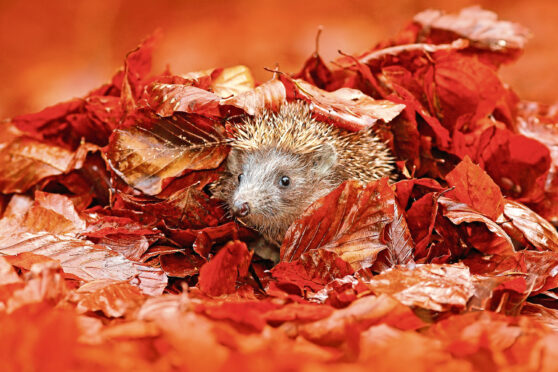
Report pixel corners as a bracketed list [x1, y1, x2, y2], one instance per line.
[2, 7, 558, 371]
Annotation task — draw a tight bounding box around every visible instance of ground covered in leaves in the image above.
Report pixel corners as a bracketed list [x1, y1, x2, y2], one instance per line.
[2, 7, 558, 371]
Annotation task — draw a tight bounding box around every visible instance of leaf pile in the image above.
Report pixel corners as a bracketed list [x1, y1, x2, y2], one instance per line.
[2, 7, 558, 371]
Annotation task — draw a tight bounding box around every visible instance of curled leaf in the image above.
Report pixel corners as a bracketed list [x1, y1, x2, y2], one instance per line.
[106, 114, 228, 195]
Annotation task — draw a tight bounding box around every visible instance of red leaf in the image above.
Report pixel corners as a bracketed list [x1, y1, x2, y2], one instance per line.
[293, 52, 333, 89]
[445, 155, 504, 220]
[195, 300, 279, 332]
[406, 191, 442, 259]
[198, 241, 253, 296]
[220, 78, 287, 116]
[0, 257, 22, 285]
[160, 252, 205, 278]
[71, 280, 145, 318]
[0, 195, 168, 294]
[290, 78, 405, 131]
[0, 128, 97, 194]
[517, 101, 558, 223]
[299, 294, 425, 346]
[106, 114, 228, 195]
[269, 261, 327, 295]
[11, 99, 84, 148]
[281, 179, 399, 273]
[414, 7, 530, 60]
[438, 196, 515, 256]
[265, 302, 334, 324]
[431, 51, 507, 129]
[477, 127, 551, 204]
[145, 83, 221, 117]
[366, 263, 475, 312]
[502, 200, 558, 252]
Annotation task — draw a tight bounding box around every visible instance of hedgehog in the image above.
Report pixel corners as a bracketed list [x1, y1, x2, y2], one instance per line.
[212, 101, 394, 256]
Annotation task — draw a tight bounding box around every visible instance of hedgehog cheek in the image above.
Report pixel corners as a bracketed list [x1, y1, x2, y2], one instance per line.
[313, 143, 337, 177]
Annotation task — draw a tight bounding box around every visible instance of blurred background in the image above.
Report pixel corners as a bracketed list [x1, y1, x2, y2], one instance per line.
[0, 0, 557, 119]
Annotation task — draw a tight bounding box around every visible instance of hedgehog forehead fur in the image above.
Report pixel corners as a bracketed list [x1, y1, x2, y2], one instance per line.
[229, 101, 394, 183]
[230, 102, 333, 155]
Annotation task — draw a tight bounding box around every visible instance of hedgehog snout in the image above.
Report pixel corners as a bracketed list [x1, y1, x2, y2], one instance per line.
[232, 200, 251, 217]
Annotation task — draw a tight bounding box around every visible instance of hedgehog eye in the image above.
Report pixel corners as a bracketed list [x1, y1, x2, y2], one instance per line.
[279, 176, 290, 187]
[238, 173, 244, 183]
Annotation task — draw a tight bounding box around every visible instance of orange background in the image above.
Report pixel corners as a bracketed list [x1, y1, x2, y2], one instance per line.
[0, 0, 557, 119]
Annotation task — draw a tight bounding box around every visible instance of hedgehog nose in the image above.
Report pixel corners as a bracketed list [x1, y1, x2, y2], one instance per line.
[233, 201, 250, 217]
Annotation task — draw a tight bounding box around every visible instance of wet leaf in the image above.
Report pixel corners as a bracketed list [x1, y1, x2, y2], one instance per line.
[414, 7, 530, 53]
[71, 280, 145, 318]
[0, 126, 96, 194]
[106, 114, 228, 195]
[445, 156, 504, 220]
[366, 263, 475, 312]
[292, 79, 405, 131]
[198, 240, 253, 296]
[220, 78, 287, 116]
[146, 83, 221, 117]
[299, 294, 425, 346]
[281, 179, 398, 272]
[210, 65, 255, 98]
[502, 200, 558, 252]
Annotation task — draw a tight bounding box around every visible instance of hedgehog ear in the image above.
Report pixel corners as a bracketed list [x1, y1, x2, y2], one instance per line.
[313, 143, 337, 175]
[227, 147, 242, 172]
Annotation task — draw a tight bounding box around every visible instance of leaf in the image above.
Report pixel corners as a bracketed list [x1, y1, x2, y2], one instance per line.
[106, 114, 228, 195]
[71, 280, 145, 318]
[118, 180, 225, 230]
[438, 196, 515, 255]
[366, 263, 475, 312]
[431, 51, 507, 128]
[0, 126, 96, 194]
[414, 7, 530, 53]
[476, 127, 551, 204]
[210, 65, 255, 98]
[445, 155, 504, 220]
[517, 101, 558, 223]
[281, 179, 397, 272]
[160, 252, 205, 278]
[264, 302, 334, 324]
[0, 194, 168, 294]
[299, 294, 425, 346]
[292, 79, 405, 131]
[373, 200, 415, 272]
[293, 52, 333, 89]
[198, 240, 253, 296]
[269, 261, 326, 295]
[0, 232, 141, 282]
[220, 78, 287, 116]
[11, 99, 84, 148]
[4, 261, 67, 313]
[403, 191, 442, 259]
[145, 83, 221, 117]
[115, 31, 160, 104]
[502, 200, 558, 252]
[0, 257, 22, 285]
[195, 300, 279, 332]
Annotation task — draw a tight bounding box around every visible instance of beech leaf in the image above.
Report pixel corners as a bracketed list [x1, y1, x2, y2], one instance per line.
[220, 78, 287, 116]
[414, 6, 530, 52]
[292, 79, 405, 131]
[106, 114, 228, 195]
[445, 155, 504, 220]
[198, 240, 253, 296]
[366, 263, 475, 312]
[281, 179, 403, 272]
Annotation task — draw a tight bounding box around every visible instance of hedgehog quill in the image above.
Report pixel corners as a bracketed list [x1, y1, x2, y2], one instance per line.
[212, 101, 394, 256]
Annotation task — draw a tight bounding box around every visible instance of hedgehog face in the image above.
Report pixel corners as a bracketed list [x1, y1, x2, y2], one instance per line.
[224, 147, 339, 245]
